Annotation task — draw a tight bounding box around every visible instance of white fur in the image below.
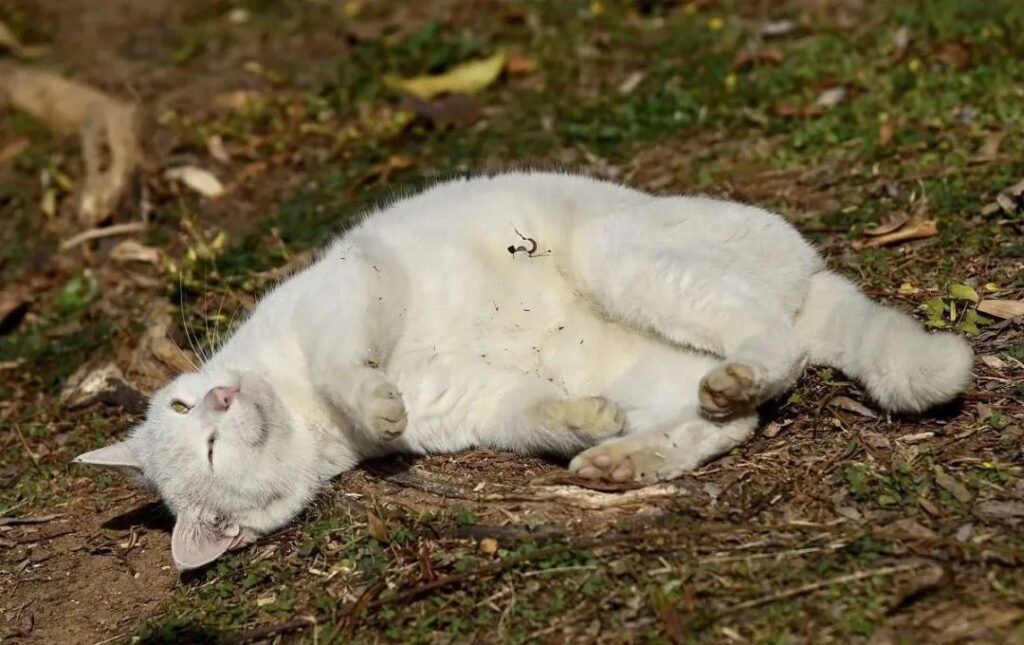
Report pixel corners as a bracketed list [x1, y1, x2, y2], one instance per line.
[75, 172, 973, 568]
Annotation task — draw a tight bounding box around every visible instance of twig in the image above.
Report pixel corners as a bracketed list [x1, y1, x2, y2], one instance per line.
[0, 513, 63, 527]
[715, 561, 938, 618]
[59, 222, 146, 251]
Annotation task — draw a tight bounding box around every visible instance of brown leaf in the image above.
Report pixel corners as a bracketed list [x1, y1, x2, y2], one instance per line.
[397, 93, 482, 129]
[934, 467, 972, 504]
[876, 518, 938, 541]
[890, 26, 911, 63]
[932, 42, 972, 70]
[109, 240, 161, 265]
[976, 500, 1024, 519]
[653, 591, 688, 644]
[978, 130, 1005, 159]
[212, 89, 263, 111]
[0, 62, 141, 226]
[879, 117, 895, 147]
[731, 46, 784, 71]
[0, 286, 31, 336]
[976, 299, 1024, 320]
[829, 396, 878, 418]
[505, 52, 536, 76]
[366, 511, 390, 542]
[863, 213, 910, 237]
[856, 218, 937, 249]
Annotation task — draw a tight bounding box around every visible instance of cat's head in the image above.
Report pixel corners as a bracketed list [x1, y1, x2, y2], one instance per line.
[75, 369, 322, 570]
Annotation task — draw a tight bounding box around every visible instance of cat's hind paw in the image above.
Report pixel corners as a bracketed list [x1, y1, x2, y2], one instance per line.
[699, 362, 760, 419]
[569, 436, 679, 484]
[539, 396, 626, 442]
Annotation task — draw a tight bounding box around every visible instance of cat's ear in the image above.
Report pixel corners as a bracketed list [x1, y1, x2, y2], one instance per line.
[171, 516, 243, 570]
[74, 440, 143, 477]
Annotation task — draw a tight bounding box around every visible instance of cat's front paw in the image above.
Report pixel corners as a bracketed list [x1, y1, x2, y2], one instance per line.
[359, 379, 407, 441]
[699, 362, 760, 419]
[539, 396, 626, 442]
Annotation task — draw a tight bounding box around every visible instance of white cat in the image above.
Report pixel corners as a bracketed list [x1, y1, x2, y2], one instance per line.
[75, 172, 973, 570]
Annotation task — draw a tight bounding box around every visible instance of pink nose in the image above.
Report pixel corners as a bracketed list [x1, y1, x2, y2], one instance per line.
[206, 386, 239, 411]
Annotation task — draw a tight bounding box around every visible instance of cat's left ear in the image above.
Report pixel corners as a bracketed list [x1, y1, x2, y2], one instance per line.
[171, 516, 247, 570]
[74, 440, 143, 477]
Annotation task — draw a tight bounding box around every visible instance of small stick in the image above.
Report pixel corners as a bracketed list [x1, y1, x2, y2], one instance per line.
[59, 221, 146, 251]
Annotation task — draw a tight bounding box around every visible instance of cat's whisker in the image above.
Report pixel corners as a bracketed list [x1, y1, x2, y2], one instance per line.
[212, 287, 229, 350]
[178, 264, 205, 367]
[166, 331, 199, 372]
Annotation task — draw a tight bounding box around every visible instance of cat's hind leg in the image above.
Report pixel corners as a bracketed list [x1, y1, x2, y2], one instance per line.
[570, 224, 810, 419]
[569, 413, 757, 483]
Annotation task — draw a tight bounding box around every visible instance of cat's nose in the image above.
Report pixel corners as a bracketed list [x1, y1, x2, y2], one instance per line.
[206, 386, 240, 411]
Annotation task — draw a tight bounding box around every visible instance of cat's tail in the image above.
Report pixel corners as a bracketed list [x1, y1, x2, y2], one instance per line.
[794, 270, 974, 413]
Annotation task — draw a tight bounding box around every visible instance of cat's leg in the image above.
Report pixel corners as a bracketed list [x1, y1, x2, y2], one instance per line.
[570, 233, 807, 419]
[397, 357, 626, 456]
[568, 412, 757, 483]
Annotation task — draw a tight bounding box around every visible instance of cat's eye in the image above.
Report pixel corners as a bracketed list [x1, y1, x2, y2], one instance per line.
[170, 400, 191, 414]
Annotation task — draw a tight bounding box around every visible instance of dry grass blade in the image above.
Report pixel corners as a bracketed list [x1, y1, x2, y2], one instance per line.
[0, 61, 141, 226]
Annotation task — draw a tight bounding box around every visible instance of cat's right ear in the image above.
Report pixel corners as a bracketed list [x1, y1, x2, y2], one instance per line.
[73, 440, 143, 478]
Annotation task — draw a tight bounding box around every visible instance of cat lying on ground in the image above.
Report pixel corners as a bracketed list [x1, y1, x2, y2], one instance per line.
[75, 172, 973, 570]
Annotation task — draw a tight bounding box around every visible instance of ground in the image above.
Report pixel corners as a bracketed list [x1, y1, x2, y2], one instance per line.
[1, 0, 1024, 643]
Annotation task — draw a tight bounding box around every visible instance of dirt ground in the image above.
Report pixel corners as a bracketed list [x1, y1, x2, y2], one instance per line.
[2, 1, 1024, 643]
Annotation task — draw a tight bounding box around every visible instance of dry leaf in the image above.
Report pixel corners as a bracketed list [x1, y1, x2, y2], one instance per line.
[829, 396, 878, 418]
[977, 299, 1024, 320]
[505, 52, 536, 76]
[879, 117, 895, 147]
[856, 218, 937, 248]
[165, 166, 226, 198]
[731, 46, 784, 71]
[932, 42, 972, 70]
[760, 19, 796, 38]
[384, 51, 506, 100]
[976, 500, 1024, 519]
[814, 86, 847, 109]
[109, 240, 161, 265]
[934, 467, 972, 504]
[366, 511, 390, 542]
[617, 71, 645, 95]
[0, 62, 141, 226]
[397, 93, 482, 129]
[0, 20, 47, 59]
[978, 130, 1005, 159]
[212, 89, 263, 111]
[863, 213, 910, 237]
[207, 135, 231, 163]
[0, 137, 29, 164]
[979, 355, 1007, 370]
[891, 26, 911, 63]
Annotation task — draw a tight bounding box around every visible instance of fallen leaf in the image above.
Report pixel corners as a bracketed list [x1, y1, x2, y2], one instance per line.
[856, 218, 937, 248]
[814, 86, 847, 109]
[932, 42, 972, 70]
[0, 62, 141, 225]
[0, 20, 47, 59]
[876, 518, 938, 541]
[0, 137, 29, 164]
[977, 299, 1024, 320]
[397, 93, 482, 129]
[617, 71, 645, 95]
[760, 19, 796, 38]
[979, 354, 1007, 370]
[384, 51, 507, 100]
[366, 511, 390, 542]
[212, 89, 263, 111]
[948, 283, 979, 303]
[109, 239, 161, 265]
[934, 467, 972, 504]
[830, 396, 878, 418]
[879, 117, 895, 147]
[976, 500, 1024, 519]
[978, 130, 1005, 159]
[730, 46, 783, 71]
[165, 166, 226, 198]
[505, 52, 536, 76]
[928, 605, 1023, 642]
[59, 362, 145, 413]
[863, 213, 910, 237]
[891, 26, 911, 63]
[256, 594, 277, 607]
[207, 135, 231, 163]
